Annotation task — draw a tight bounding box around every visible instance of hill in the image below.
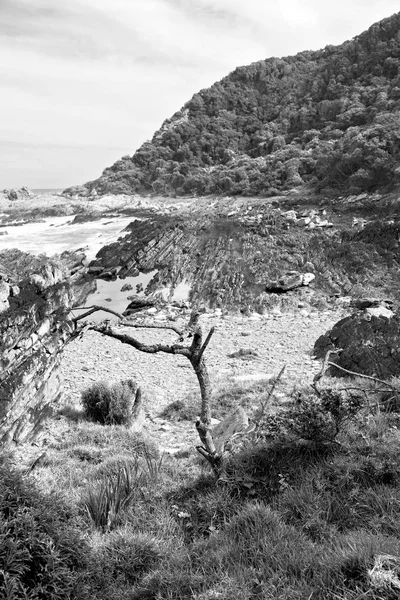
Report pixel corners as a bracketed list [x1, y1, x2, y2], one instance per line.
[65, 12, 400, 198]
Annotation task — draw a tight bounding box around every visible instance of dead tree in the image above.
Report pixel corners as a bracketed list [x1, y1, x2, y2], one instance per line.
[71, 306, 229, 474]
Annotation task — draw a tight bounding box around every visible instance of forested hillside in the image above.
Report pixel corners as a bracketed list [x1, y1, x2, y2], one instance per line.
[67, 12, 400, 197]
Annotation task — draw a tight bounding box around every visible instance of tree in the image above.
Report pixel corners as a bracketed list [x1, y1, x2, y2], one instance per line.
[71, 306, 247, 476]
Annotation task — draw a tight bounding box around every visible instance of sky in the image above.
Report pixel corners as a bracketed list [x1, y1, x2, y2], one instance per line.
[1, 0, 399, 189]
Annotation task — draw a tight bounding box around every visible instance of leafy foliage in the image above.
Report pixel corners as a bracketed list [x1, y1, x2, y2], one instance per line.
[68, 12, 400, 198]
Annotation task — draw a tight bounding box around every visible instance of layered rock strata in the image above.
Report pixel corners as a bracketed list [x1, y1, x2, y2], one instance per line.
[0, 250, 90, 444]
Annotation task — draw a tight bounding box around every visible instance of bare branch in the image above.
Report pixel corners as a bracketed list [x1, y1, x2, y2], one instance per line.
[120, 321, 184, 337]
[326, 361, 398, 389]
[197, 326, 215, 363]
[367, 394, 400, 411]
[72, 305, 124, 322]
[91, 324, 191, 358]
[313, 349, 342, 388]
[255, 366, 286, 434]
[71, 305, 184, 336]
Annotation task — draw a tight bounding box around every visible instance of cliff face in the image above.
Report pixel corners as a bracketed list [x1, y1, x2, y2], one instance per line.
[0, 251, 89, 444]
[65, 12, 400, 198]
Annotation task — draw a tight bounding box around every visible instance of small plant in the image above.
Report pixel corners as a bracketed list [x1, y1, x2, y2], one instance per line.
[83, 461, 144, 531]
[143, 446, 164, 483]
[81, 379, 138, 426]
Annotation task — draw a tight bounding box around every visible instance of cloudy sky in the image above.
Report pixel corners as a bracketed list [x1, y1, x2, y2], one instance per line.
[1, 0, 399, 189]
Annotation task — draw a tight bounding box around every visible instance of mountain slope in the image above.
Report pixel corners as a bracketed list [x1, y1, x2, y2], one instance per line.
[66, 12, 400, 198]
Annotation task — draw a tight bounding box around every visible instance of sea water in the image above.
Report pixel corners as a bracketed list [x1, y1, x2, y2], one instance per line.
[0, 214, 138, 262]
[0, 214, 158, 318]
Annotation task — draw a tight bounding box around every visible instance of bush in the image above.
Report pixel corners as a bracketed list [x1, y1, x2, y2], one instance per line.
[255, 386, 364, 445]
[81, 379, 138, 426]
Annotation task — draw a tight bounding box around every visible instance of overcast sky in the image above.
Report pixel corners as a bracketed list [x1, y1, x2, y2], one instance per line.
[1, 0, 399, 189]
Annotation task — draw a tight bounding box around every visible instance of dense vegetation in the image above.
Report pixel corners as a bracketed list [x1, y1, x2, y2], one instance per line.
[67, 12, 400, 198]
[4, 376, 400, 599]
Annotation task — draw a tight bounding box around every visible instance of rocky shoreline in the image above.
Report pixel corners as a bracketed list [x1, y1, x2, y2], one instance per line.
[1, 188, 399, 450]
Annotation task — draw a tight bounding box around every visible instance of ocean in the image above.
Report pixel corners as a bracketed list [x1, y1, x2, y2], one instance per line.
[32, 189, 64, 195]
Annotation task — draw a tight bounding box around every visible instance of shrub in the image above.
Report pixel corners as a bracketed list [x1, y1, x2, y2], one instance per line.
[255, 386, 364, 445]
[81, 379, 138, 426]
[159, 397, 199, 421]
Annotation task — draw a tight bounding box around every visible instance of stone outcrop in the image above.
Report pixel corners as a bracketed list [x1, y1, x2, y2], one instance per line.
[1, 187, 33, 202]
[0, 250, 91, 444]
[265, 271, 315, 293]
[314, 303, 400, 379]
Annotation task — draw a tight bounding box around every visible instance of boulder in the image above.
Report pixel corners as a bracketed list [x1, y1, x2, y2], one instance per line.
[265, 271, 315, 293]
[2, 187, 33, 201]
[314, 307, 400, 379]
[123, 295, 159, 316]
[121, 283, 133, 292]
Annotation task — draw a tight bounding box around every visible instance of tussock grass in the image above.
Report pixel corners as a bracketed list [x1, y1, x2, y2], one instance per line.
[81, 379, 139, 426]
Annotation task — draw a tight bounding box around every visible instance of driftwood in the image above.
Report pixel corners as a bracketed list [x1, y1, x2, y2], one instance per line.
[72, 306, 228, 474]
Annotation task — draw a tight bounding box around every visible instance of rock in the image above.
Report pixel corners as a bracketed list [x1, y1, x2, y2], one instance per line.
[2, 187, 33, 201]
[283, 210, 297, 222]
[351, 297, 393, 310]
[297, 217, 311, 226]
[99, 268, 118, 280]
[0, 250, 90, 444]
[87, 266, 104, 275]
[365, 306, 394, 319]
[302, 273, 315, 286]
[228, 348, 259, 359]
[120, 283, 133, 292]
[335, 296, 352, 307]
[123, 295, 158, 316]
[314, 310, 400, 379]
[303, 262, 315, 272]
[0, 280, 10, 312]
[265, 271, 315, 293]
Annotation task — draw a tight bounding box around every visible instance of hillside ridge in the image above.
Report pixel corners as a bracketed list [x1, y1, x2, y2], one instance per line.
[65, 11, 400, 199]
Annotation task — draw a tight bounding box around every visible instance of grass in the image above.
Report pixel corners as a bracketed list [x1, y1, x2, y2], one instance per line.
[159, 377, 282, 422]
[4, 377, 400, 599]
